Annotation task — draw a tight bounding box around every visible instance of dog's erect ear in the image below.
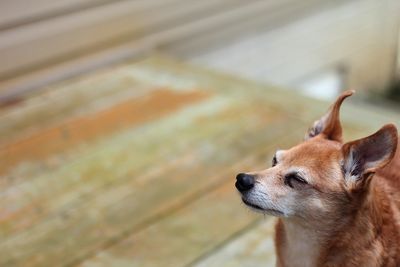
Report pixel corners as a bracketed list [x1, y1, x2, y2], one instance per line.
[305, 90, 354, 142]
[342, 124, 398, 188]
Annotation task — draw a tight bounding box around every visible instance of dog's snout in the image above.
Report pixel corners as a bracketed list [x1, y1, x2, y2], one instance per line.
[235, 173, 255, 192]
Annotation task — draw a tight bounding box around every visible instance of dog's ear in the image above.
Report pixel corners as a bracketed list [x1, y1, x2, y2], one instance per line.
[342, 124, 398, 189]
[305, 90, 354, 142]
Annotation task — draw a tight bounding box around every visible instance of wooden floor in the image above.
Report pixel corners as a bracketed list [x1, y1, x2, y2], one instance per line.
[1, 56, 400, 267]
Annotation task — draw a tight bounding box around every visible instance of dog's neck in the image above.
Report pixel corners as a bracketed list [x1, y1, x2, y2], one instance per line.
[275, 179, 398, 267]
[276, 216, 329, 267]
[277, 219, 324, 267]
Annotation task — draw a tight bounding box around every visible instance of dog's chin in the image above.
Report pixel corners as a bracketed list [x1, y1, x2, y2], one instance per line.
[241, 197, 285, 217]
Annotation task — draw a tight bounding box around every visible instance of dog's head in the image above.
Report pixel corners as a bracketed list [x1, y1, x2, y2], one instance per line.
[236, 90, 398, 221]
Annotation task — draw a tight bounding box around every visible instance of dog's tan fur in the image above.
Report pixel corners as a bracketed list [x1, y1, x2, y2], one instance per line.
[236, 91, 400, 267]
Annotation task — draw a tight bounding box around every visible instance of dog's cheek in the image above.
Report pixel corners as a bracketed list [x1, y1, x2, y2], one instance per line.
[278, 191, 300, 215]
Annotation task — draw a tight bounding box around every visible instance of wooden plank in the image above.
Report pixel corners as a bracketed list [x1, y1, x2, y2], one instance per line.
[166, 0, 346, 56]
[0, 96, 231, 229]
[0, 0, 106, 29]
[0, 88, 209, 175]
[0, 0, 244, 79]
[0, 65, 150, 142]
[0, 101, 305, 267]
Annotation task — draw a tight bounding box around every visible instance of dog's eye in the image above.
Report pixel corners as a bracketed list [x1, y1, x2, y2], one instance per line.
[284, 173, 308, 188]
[272, 155, 278, 167]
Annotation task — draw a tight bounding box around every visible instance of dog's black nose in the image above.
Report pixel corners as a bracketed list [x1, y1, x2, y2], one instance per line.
[235, 173, 255, 192]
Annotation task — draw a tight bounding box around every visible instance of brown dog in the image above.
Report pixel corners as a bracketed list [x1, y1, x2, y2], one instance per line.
[235, 90, 400, 267]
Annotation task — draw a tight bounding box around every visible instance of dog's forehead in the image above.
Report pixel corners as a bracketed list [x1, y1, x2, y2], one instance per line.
[284, 137, 342, 166]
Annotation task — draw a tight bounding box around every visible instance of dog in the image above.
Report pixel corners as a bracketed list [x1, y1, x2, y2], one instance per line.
[235, 90, 400, 267]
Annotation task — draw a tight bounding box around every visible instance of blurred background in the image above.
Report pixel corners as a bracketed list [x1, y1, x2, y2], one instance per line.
[1, 0, 400, 101]
[1, 1, 400, 266]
